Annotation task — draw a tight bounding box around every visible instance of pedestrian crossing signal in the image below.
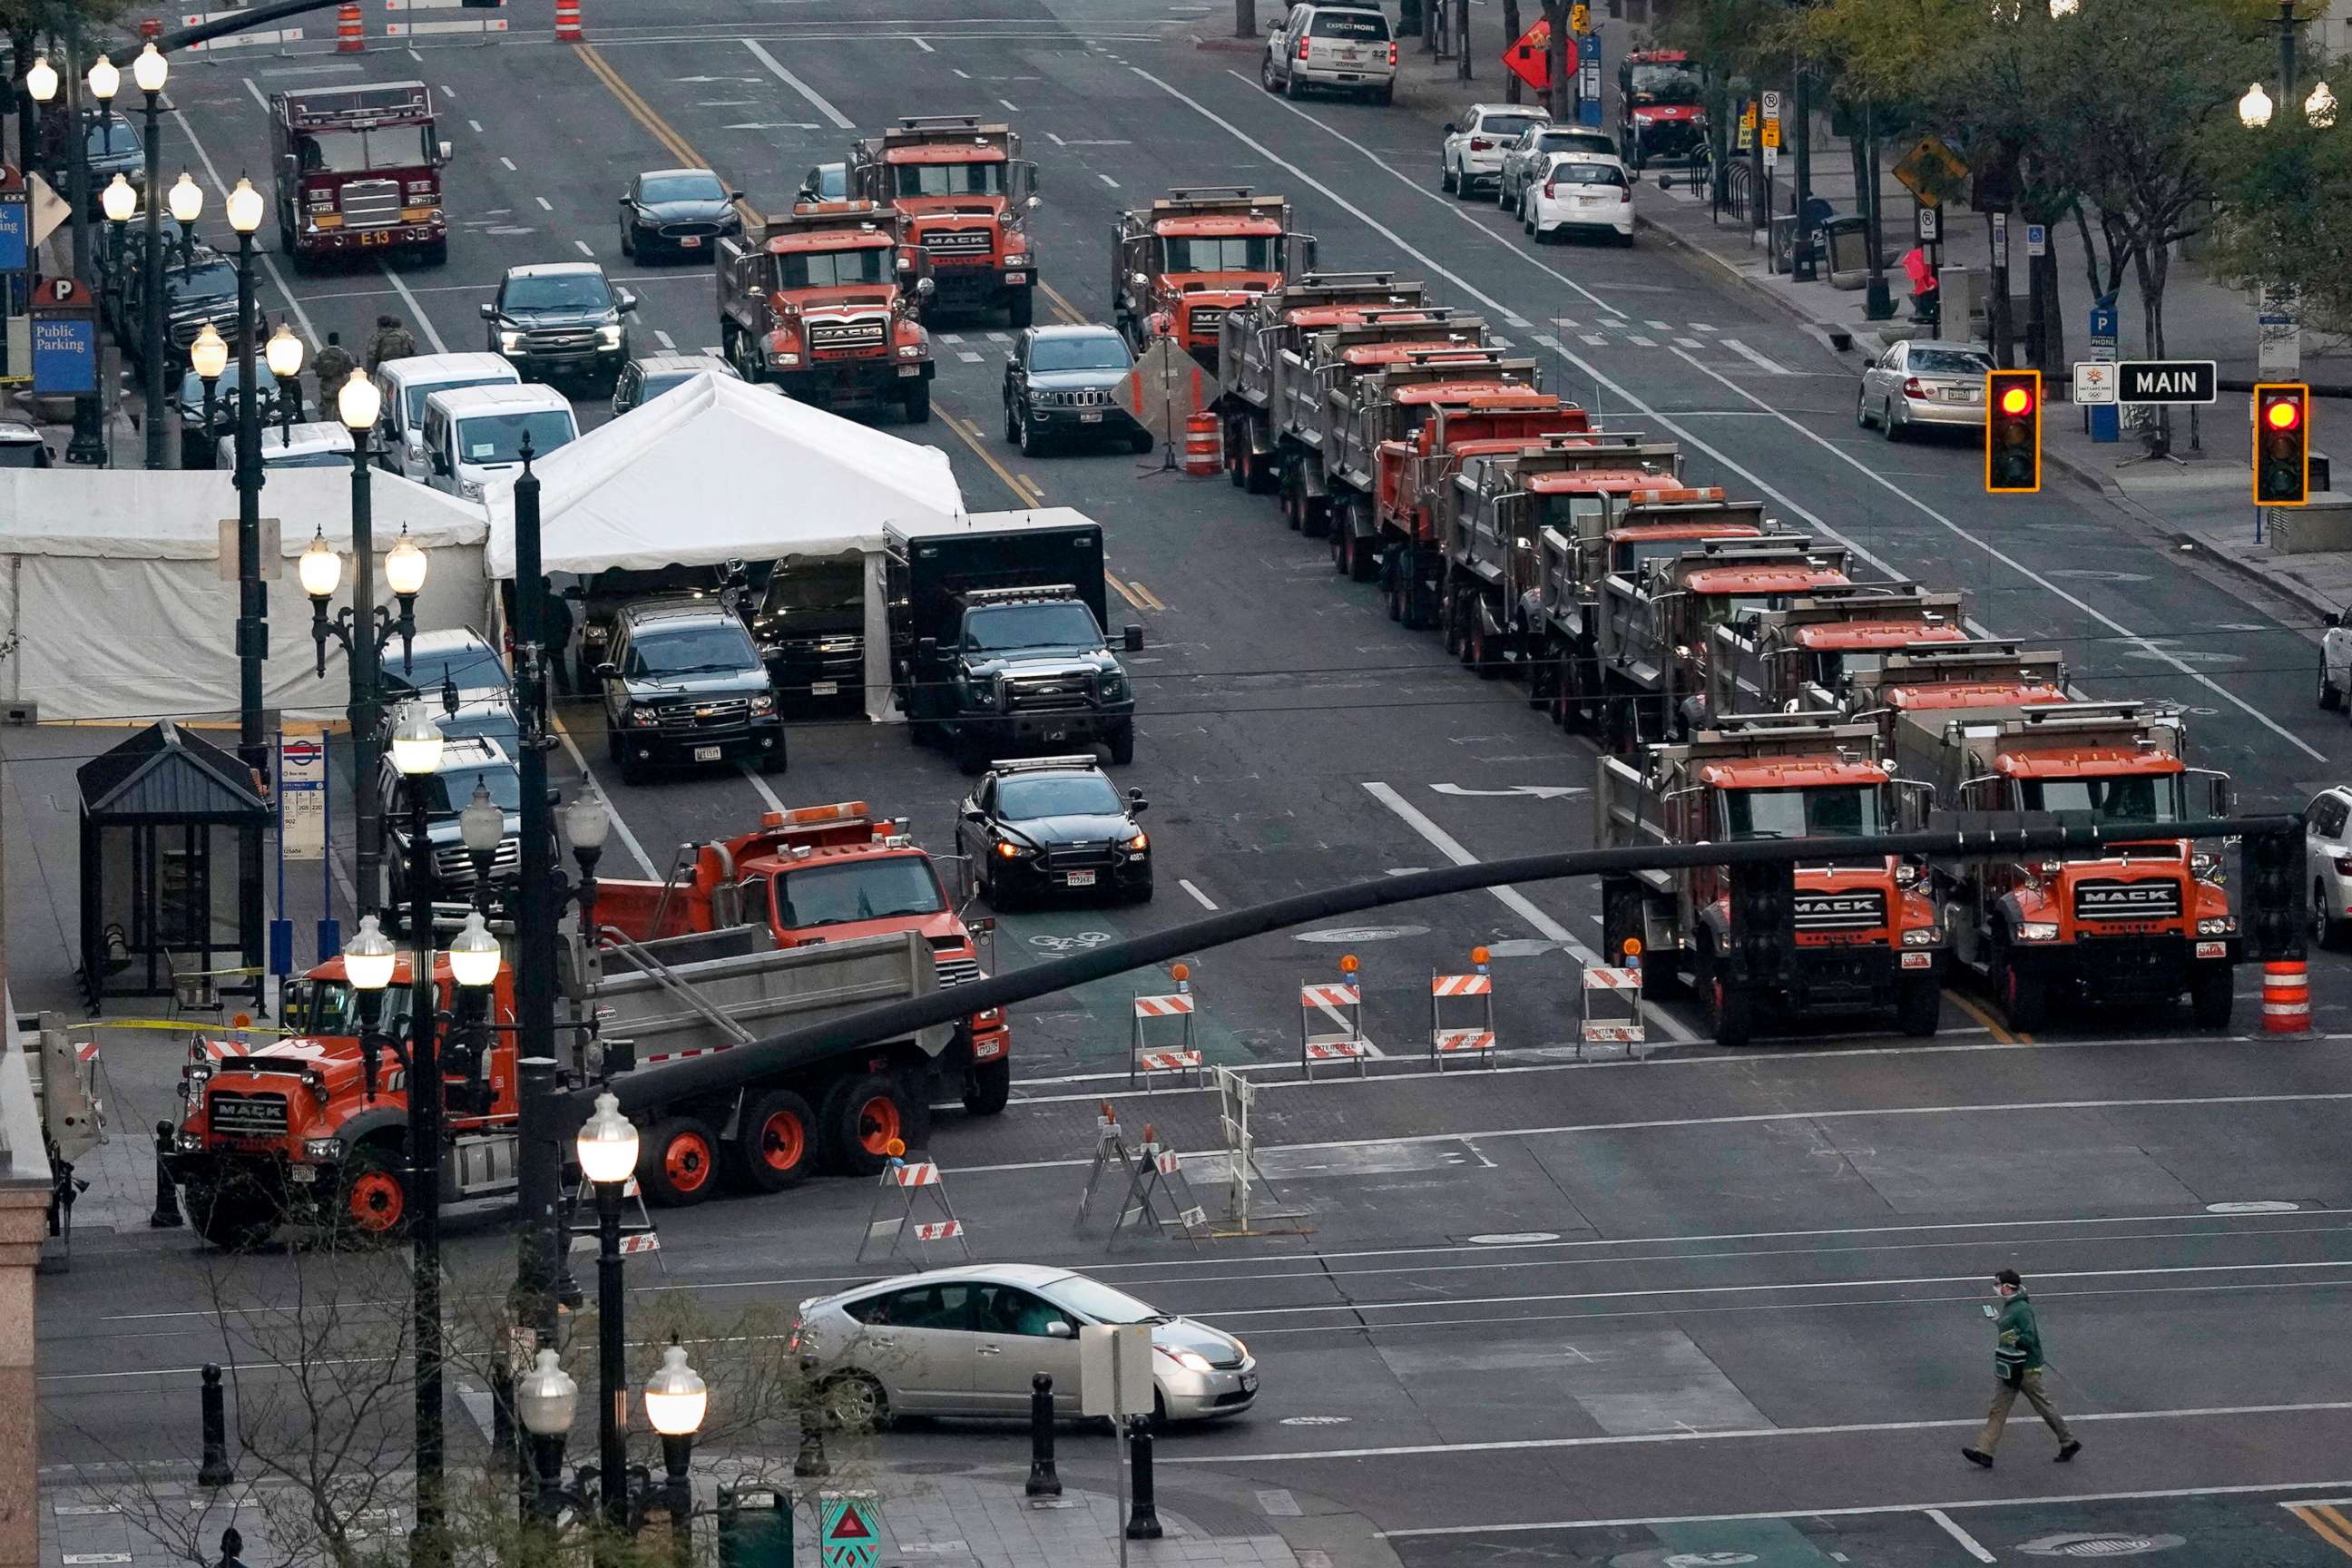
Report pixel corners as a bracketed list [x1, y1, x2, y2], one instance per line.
[2254, 383, 2310, 506]
[1984, 370, 2041, 494]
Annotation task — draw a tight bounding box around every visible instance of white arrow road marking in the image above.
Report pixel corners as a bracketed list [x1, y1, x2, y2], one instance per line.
[1431, 784, 1586, 799]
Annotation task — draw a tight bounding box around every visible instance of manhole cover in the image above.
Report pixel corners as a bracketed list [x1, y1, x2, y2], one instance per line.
[2020, 1534, 2184, 1558]
[1281, 1416, 1353, 1426]
[1468, 1231, 1562, 1245]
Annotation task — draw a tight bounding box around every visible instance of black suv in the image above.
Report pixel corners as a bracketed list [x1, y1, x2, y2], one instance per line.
[483, 262, 637, 389]
[956, 755, 1152, 906]
[565, 564, 730, 691]
[114, 239, 241, 376]
[1002, 325, 1151, 456]
[747, 552, 865, 710]
[598, 598, 785, 783]
[377, 736, 523, 924]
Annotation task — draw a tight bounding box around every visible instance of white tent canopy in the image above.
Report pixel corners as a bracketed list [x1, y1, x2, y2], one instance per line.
[485, 373, 965, 720]
[0, 467, 491, 723]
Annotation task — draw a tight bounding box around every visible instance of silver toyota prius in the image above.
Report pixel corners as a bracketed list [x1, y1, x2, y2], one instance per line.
[791, 1263, 1258, 1427]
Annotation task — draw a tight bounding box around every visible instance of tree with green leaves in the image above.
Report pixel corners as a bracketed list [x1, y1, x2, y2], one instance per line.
[2206, 74, 2352, 334]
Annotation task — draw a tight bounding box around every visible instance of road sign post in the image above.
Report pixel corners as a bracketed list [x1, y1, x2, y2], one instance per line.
[2087, 303, 2120, 443]
[1082, 1324, 1154, 1568]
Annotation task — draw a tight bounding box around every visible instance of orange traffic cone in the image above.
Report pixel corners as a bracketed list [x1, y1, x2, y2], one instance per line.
[554, 0, 583, 42]
[335, 2, 364, 52]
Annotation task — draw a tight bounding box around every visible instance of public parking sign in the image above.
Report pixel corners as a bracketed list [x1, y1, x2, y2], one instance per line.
[2116, 360, 2218, 405]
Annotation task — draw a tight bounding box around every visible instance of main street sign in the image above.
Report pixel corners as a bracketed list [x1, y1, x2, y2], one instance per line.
[2115, 359, 2218, 405]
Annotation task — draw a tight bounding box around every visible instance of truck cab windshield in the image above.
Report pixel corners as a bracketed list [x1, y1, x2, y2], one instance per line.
[761, 561, 864, 613]
[1723, 785, 1882, 839]
[892, 162, 1008, 198]
[296, 125, 435, 173]
[2019, 773, 2183, 827]
[287, 976, 417, 1038]
[778, 248, 892, 289]
[773, 858, 946, 928]
[1627, 63, 1703, 103]
[962, 602, 1103, 652]
[1161, 236, 1278, 272]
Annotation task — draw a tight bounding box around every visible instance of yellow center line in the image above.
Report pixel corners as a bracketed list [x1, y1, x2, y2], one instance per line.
[939, 411, 1045, 509]
[1126, 580, 1165, 612]
[2295, 1504, 2352, 1558]
[1948, 990, 2021, 1046]
[1106, 575, 1145, 612]
[1038, 279, 1090, 327]
[577, 44, 705, 173]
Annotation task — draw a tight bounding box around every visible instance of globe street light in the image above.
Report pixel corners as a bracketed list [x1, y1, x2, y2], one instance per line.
[190, 322, 227, 473]
[340, 912, 399, 1102]
[514, 1348, 578, 1524]
[100, 176, 135, 344]
[458, 780, 505, 908]
[644, 1339, 708, 1556]
[225, 174, 269, 775]
[2242, 81, 2276, 129]
[24, 58, 56, 105]
[576, 1089, 641, 1532]
[2308, 82, 2337, 129]
[265, 322, 306, 442]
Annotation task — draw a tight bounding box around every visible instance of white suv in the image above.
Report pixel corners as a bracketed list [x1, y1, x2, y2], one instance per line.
[2308, 787, 2352, 946]
[1442, 103, 1550, 199]
[1262, 4, 1396, 103]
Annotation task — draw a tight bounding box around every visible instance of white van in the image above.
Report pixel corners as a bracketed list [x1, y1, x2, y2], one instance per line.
[376, 352, 523, 481]
[419, 382, 578, 502]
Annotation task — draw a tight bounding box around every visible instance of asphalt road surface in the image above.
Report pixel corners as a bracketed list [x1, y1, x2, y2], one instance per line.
[39, 4, 2352, 1564]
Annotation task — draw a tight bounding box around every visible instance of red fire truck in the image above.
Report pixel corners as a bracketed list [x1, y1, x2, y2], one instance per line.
[269, 83, 452, 270]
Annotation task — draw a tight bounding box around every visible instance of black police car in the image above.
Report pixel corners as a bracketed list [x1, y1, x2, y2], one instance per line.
[956, 755, 1152, 906]
[597, 597, 784, 783]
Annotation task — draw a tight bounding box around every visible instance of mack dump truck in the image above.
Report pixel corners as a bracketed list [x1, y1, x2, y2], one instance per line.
[1887, 698, 2240, 1031]
[716, 200, 935, 421]
[851, 115, 1038, 324]
[1218, 272, 1436, 490]
[1112, 187, 1311, 366]
[166, 926, 951, 1248]
[1704, 583, 1970, 719]
[1599, 713, 1945, 1046]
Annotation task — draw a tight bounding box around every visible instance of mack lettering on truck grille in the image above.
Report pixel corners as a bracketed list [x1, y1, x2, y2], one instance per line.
[339, 179, 402, 229]
[808, 319, 887, 354]
[922, 229, 993, 256]
[1188, 306, 1228, 337]
[208, 1092, 289, 1139]
[1794, 890, 1886, 932]
[2073, 880, 2182, 921]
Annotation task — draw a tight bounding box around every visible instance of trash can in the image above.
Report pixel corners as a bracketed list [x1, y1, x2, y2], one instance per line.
[717, 1485, 791, 1568]
[1821, 216, 1873, 290]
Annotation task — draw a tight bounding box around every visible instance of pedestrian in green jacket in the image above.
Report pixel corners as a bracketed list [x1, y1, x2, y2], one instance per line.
[1964, 1268, 2080, 1467]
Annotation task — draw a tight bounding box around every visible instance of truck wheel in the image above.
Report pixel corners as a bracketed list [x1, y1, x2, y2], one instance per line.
[1009, 289, 1034, 329]
[1699, 945, 1755, 1048]
[724, 1088, 818, 1193]
[639, 1115, 722, 1207]
[822, 1073, 928, 1177]
[187, 1180, 277, 1251]
[2189, 963, 2236, 1031]
[333, 1145, 411, 1242]
[1107, 720, 1136, 766]
[903, 379, 932, 425]
[962, 1057, 1012, 1116]
[1895, 971, 1941, 1038]
[1994, 946, 2049, 1033]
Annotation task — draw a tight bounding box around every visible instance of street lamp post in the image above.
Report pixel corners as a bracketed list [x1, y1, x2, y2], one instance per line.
[514, 1333, 705, 1554]
[387, 701, 453, 1565]
[69, 55, 113, 465]
[101, 174, 134, 353]
[191, 321, 226, 471]
[300, 378, 427, 922]
[266, 321, 305, 445]
[135, 44, 169, 470]
[227, 175, 270, 776]
[574, 1090, 641, 1534]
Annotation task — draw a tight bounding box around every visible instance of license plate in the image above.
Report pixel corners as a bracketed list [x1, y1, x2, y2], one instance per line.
[1900, 951, 1933, 970]
[680, 234, 702, 248]
[897, 364, 921, 377]
[1944, 387, 1975, 402]
[357, 230, 389, 247]
[1005, 271, 1028, 285]
[1239, 1374, 1258, 1393]
[810, 681, 838, 697]
[1066, 870, 1097, 887]
[2196, 940, 2227, 958]
[289, 1165, 317, 1184]
[693, 745, 721, 762]
[1079, 411, 1103, 423]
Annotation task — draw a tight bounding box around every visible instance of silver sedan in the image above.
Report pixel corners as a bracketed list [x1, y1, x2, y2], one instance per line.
[1857, 339, 1994, 439]
[791, 1262, 1259, 1427]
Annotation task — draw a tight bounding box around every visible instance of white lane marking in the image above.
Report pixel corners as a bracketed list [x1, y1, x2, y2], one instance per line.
[655, 330, 676, 349]
[1380, 1478, 2352, 1537]
[1224, 70, 1627, 321]
[1100, 173, 1120, 188]
[1534, 333, 1562, 349]
[535, 196, 553, 211]
[1360, 783, 1695, 1043]
[377, 264, 449, 354]
[1926, 1509, 1997, 1563]
[953, 67, 970, 78]
[439, 83, 456, 99]
[188, 93, 321, 346]
[742, 38, 855, 128]
[911, 34, 934, 51]
[1673, 336, 1702, 348]
[549, 710, 659, 879]
[1662, 344, 2331, 766]
[1489, 335, 1514, 348]
[1551, 317, 1580, 328]
[740, 762, 785, 813]
[467, 118, 484, 133]
[1719, 337, 1789, 375]
[407, 47, 424, 62]
[1501, 310, 1531, 328]
[957, 350, 984, 363]
[1175, 1400, 2352, 1466]
[999, 97, 1021, 112]
[575, 240, 595, 257]
[939, 332, 965, 344]
[1580, 333, 1606, 346]
[1645, 318, 1671, 330]
[1179, 878, 1218, 910]
[500, 155, 517, 172]
[1626, 334, 1656, 348]
[1690, 322, 1718, 332]
[947, 1088, 2352, 1175]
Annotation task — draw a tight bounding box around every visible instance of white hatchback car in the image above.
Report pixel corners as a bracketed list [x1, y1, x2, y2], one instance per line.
[2307, 787, 2352, 946]
[1442, 103, 1550, 200]
[1520, 152, 1636, 243]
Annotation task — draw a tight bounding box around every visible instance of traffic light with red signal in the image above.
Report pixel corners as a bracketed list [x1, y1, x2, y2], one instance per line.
[1984, 370, 2041, 494]
[2253, 384, 2310, 506]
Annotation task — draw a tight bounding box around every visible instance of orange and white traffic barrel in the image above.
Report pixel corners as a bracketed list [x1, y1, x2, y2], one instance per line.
[336, 3, 365, 52]
[554, 0, 584, 42]
[1182, 412, 1219, 475]
[2262, 960, 2310, 1034]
